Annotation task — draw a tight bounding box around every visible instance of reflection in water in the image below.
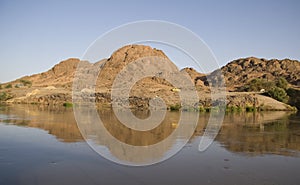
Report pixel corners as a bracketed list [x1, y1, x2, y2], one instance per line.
[75, 106, 197, 165]
[98, 109, 179, 146]
[0, 105, 82, 142]
[0, 104, 299, 157]
[217, 112, 300, 156]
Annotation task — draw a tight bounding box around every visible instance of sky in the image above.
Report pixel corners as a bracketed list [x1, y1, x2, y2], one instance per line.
[0, 0, 300, 83]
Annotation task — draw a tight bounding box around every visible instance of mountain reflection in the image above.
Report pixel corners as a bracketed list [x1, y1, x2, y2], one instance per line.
[0, 104, 82, 142]
[217, 112, 300, 156]
[0, 104, 299, 157]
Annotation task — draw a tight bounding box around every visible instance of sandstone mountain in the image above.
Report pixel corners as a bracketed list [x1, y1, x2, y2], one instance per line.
[1, 45, 299, 110]
[96, 45, 178, 92]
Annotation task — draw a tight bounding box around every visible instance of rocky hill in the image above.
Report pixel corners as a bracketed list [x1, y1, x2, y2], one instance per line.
[0, 45, 299, 110]
[96, 45, 177, 92]
[21, 58, 79, 88]
[220, 57, 300, 91]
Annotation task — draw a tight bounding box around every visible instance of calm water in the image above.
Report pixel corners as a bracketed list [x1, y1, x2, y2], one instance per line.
[0, 104, 300, 185]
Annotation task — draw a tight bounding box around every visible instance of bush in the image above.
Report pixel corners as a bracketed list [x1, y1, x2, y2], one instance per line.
[63, 102, 73, 107]
[0, 92, 13, 101]
[169, 104, 181, 111]
[244, 78, 275, 92]
[286, 88, 300, 109]
[245, 106, 256, 112]
[245, 79, 262, 91]
[5, 84, 12, 89]
[276, 77, 288, 90]
[20, 79, 32, 87]
[198, 106, 205, 112]
[226, 106, 242, 112]
[244, 77, 289, 92]
[0, 92, 7, 101]
[244, 77, 290, 104]
[267, 87, 289, 103]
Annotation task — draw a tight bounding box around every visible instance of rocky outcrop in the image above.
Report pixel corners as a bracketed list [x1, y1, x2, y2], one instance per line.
[96, 45, 176, 90]
[220, 57, 300, 91]
[181, 67, 206, 87]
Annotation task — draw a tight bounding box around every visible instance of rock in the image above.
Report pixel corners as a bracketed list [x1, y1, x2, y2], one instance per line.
[44, 86, 56, 90]
[219, 57, 300, 91]
[26, 89, 40, 97]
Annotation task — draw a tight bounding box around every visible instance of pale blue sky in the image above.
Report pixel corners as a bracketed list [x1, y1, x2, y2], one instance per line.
[0, 0, 299, 82]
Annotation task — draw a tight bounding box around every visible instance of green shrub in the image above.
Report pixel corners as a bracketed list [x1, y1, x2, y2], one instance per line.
[198, 106, 205, 112]
[169, 104, 181, 111]
[245, 106, 256, 112]
[276, 77, 288, 90]
[20, 79, 32, 87]
[0, 92, 13, 101]
[0, 92, 7, 101]
[5, 84, 12, 89]
[286, 88, 300, 110]
[210, 106, 220, 112]
[244, 78, 275, 92]
[226, 106, 242, 112]
[245, 78, 274, 92]
[244, 77, 290, 104]
[63, 102, 73, 107]
[268, 87, 289, 103]
[205, 107, 211, 112]
[244, 77, 289, 92]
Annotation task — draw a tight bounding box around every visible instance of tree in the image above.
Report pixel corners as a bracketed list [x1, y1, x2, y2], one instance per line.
[244, 77, 290, 104]
[245, 78, 275, 92]
[268, 86, 289, 103]
[287, 88, 300, 110]
[276, 77, 288, 90]
[246, 78, 263, 91]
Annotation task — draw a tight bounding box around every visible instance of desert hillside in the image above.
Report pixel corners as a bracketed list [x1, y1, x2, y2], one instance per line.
[10, 58, 80, 88]
[0, 45, 299, 110]
[220, 57, 300, 91]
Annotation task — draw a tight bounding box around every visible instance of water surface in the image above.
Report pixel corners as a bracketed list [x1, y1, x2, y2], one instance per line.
[0, 104, 299, 185]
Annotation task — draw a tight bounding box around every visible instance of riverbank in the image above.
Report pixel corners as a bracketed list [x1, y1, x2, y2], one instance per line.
[0, 87, 297, 112]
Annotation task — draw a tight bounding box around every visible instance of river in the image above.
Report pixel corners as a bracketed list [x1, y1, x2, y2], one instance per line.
[0, 104, 299, 185]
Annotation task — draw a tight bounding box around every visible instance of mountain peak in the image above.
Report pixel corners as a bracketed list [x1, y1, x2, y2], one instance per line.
[96, 44, 176, 91]
[51, 58, 80, 75]
[107, 44, 168, 64]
